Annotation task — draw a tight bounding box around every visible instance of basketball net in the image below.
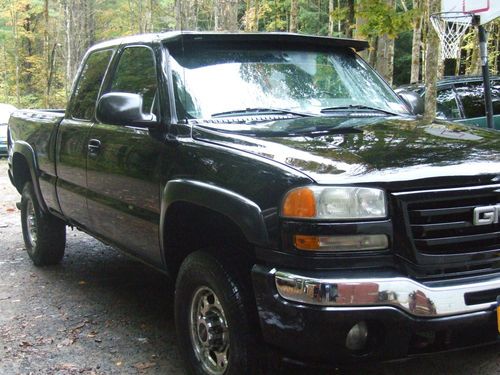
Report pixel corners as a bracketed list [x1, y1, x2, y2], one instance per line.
[430, 12, 474, 59]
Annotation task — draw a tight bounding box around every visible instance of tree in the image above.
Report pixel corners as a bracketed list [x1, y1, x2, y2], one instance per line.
[0, 0, 498, 111]
[357, 0, 414, 85]
[374, 0, 396, 85]
[290, 0, 298, 32]
[410, 0, 423, 83]
[215, 0, 239, 31]
[423, 0, 440, 121]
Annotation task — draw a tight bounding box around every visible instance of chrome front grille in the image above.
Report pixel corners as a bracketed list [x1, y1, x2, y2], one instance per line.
[408, 197, 500, 255]
[394, 184, 500, 256]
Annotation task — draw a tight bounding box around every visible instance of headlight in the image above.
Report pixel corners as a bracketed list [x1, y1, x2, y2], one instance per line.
[282, 186, 386, 220]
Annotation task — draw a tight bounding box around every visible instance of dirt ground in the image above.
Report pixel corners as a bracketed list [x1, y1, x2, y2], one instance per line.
[0, 158, 499, 375]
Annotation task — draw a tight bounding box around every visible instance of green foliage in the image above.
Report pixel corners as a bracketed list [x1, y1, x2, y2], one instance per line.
[0, 0, 497, 109]
[393, 30, 412, 86]
[357, 0, 415, 38]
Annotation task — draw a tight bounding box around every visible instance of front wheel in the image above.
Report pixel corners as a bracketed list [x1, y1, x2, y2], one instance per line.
[175, 251, 260, 375]
[20, 182, 66, 266]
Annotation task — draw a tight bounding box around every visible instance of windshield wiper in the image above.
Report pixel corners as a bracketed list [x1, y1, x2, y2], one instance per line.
[320, 104, 399, 116]
[211, 107, 313, 118]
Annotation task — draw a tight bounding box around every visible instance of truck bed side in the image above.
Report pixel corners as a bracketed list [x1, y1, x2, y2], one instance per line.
[8, 109, 65, 214]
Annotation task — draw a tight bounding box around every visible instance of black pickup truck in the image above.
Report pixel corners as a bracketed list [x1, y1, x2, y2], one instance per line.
[7, 32, 500, 374]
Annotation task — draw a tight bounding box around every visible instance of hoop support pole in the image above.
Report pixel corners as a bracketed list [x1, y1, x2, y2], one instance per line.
[478, 24, 494, 129]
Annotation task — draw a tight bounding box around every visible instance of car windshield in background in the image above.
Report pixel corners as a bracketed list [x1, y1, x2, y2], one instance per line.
[168, 47, 409, 122]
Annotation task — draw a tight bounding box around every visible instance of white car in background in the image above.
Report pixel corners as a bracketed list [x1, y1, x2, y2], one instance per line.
[0, 103, 16, 156]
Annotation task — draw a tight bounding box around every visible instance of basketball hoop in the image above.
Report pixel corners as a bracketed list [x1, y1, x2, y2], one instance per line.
[430, 12, 474, 59]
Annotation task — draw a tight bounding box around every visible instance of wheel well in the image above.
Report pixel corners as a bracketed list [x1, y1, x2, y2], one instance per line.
[12, 153, 31, 193]
[163, 202, 256, 278]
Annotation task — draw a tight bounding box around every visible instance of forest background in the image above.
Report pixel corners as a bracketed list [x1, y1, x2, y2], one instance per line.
[0, 0, 499, 109]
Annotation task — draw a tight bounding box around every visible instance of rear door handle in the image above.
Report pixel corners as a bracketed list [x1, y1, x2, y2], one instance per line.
[88, 139, 101, 155]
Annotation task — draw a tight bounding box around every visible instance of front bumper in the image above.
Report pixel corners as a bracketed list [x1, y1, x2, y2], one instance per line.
[252, 265, 500, 365]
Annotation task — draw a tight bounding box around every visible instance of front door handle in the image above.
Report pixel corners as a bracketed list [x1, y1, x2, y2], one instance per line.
[88, 139, 101, 155]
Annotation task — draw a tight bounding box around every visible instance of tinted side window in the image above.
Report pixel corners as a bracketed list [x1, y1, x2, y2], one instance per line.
[109, 47, 158, 114]
[455, 82, 486, 119]
[436, 88, 461, 119]
[70, 49, 113, 120]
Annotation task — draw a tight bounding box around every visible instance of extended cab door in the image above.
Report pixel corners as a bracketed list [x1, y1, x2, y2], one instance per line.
[56, 48, 114, 227]
[86, 44, 164, 266]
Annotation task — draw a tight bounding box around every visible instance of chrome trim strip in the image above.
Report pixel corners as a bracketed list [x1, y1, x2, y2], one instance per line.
[274, 271, 500, 317]
[392, 183, 500, 196]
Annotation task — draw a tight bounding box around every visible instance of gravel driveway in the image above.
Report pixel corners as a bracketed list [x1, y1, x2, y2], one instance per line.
[0, 158, 499, 374]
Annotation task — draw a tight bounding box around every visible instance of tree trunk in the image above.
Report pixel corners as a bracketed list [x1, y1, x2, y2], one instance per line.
[47, 43, 57, 102]
[63, 0, 72, 97]
[290, 0, 298, 32]
[2, 44, 8, 102]
[175, 0, 182, 29]
[44, 0, 50, 107]
[214, 0, 219, 30]
[9, 1, 21, 106]
[328, 0, 334, 36]
[244, 0, 258, 31]
[437, 53, 444, 79]
[423, 0, 440, 122]
[216, 0, 239, 32]
[374, 0, 395, 85]
[254, 0, 260, 31]
[61, 0, 95, 95]
[355, 0, 370, 60]
[375, 34, 395, 85]
[368, 36, 377, 67]
[495, 23, 500, 75]
[410, 0, 422, 83]
[346, 0, 355, 38]
[468, 29, 482, 75]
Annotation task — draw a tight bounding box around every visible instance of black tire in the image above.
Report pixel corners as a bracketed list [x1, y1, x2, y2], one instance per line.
[175, 250, 261, 375]
[20, 182, 66, 266]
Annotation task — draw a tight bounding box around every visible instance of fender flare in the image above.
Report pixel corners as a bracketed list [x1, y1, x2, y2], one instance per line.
[11, 141, 48, 212]
[160, 179, 269, 250]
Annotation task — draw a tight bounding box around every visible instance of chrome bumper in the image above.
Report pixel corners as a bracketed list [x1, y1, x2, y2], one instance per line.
[274, 270, 500, 317]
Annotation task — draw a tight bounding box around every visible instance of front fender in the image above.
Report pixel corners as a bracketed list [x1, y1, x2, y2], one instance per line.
[160, 179, 269, 249]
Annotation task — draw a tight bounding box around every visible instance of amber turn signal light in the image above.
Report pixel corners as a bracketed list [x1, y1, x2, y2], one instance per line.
[294, 234, 389, 252]
[294, 235, 321, 250]
[282, 187, 316, 218]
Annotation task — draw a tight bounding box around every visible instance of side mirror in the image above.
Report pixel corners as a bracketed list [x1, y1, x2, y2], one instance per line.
[396, 90, 424, 116]
[96, 92, 158, 128]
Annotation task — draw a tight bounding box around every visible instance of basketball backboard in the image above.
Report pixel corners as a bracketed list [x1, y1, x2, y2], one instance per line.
[442, 0, 500, 25]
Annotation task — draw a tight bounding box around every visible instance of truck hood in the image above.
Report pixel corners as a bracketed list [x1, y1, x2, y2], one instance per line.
[192, 116, 500, 190]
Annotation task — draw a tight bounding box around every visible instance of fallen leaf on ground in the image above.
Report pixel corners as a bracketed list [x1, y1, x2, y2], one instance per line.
[133, 362, 156, 370]
[58, 338, 74, 347]
[70, 321, 87, 332]
[58, 363, 78, 371]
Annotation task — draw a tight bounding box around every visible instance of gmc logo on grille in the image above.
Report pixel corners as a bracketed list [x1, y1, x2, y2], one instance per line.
[473, 205, 500, 226]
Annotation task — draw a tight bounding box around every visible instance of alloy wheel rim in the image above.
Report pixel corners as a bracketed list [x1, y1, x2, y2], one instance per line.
[26, 199, 37, 247]
[189, 286, 229, 375]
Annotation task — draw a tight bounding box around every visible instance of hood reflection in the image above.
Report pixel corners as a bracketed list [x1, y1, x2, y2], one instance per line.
[193, 116, 500, 185]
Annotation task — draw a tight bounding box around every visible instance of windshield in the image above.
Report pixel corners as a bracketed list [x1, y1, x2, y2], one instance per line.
[168, 45, 409, 121]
